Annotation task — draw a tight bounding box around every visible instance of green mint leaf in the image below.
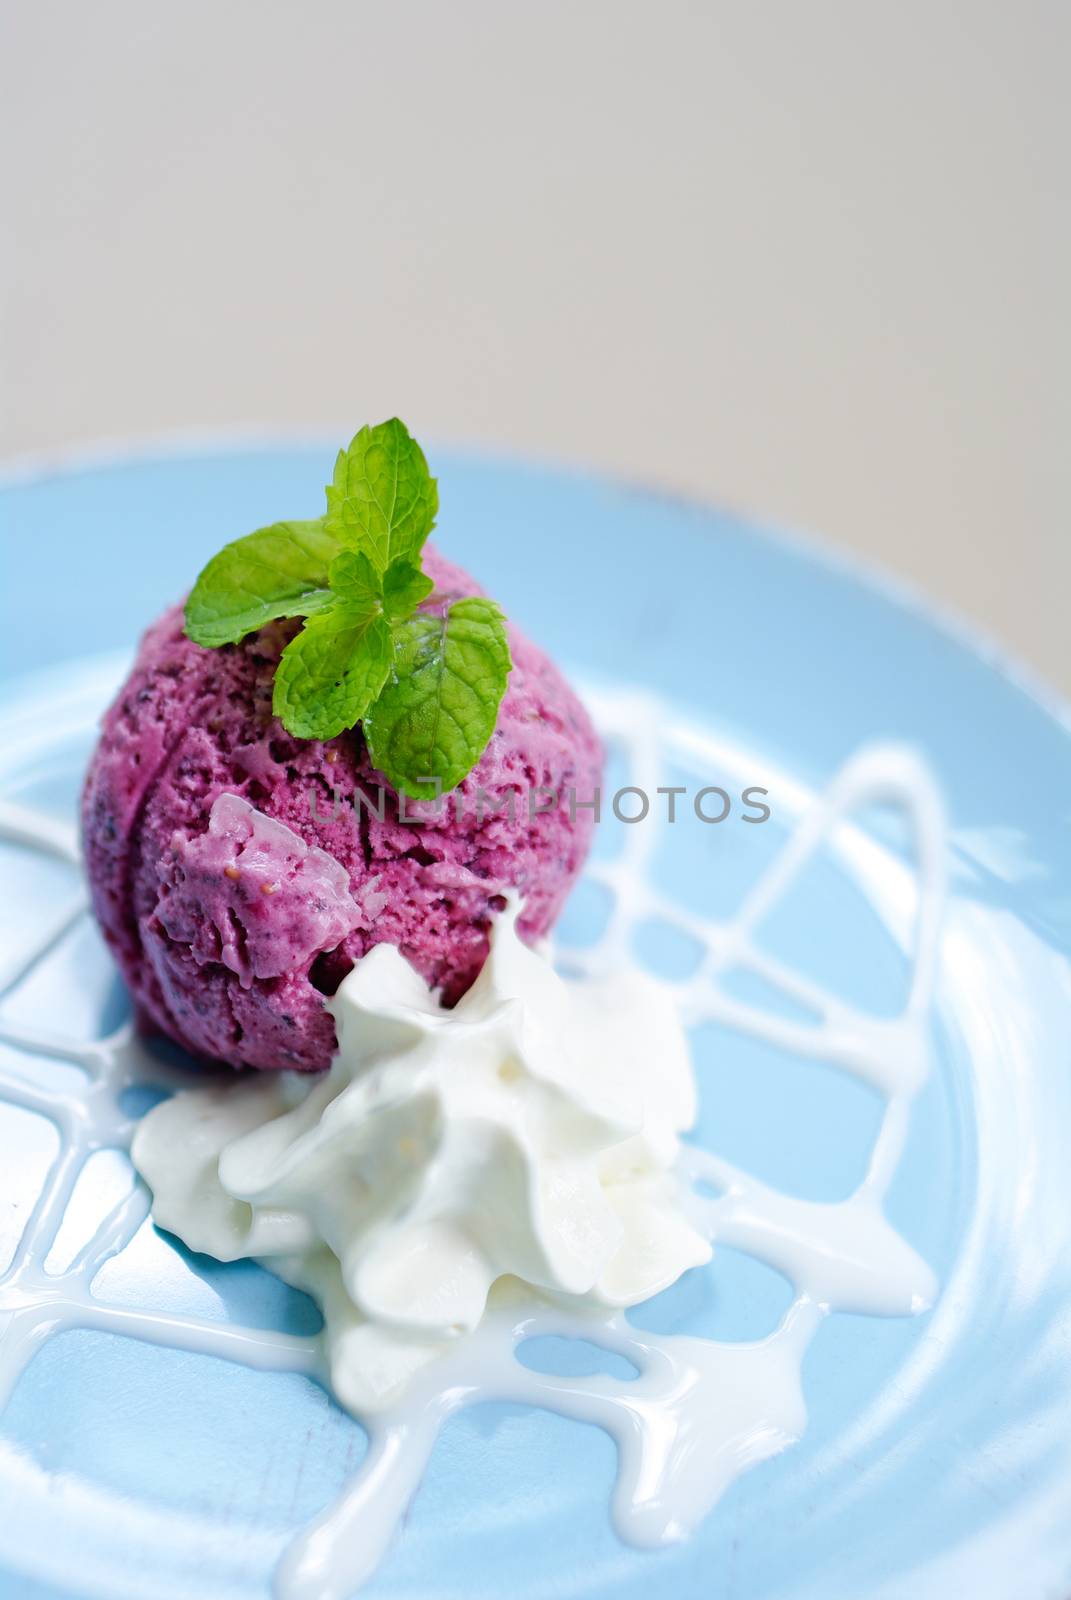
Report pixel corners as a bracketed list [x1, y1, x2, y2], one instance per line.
[365, 597, 512, 798]
[382, 559, 434, 621]
[273, 602, 393, 741]
[184, 519, 338, 648]
[329, 549, 383, 608]
[324, 418, 438, 571]
[182, 424, 513, 773]
[328, 552, 433, 622]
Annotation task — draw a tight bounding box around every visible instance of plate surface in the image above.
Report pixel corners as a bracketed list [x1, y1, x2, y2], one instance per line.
[1, 447, 1070, 1600]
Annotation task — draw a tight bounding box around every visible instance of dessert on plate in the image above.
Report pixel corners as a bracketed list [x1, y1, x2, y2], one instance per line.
[80, 416, 710, 1404]
[59, 419, 941, 1597]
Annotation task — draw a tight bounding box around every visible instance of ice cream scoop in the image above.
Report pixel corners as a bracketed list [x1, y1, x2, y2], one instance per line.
[82, 548, 602, 1072]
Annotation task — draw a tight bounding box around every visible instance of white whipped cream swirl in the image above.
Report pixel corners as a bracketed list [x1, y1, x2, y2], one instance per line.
[133, 900, 710, 1412]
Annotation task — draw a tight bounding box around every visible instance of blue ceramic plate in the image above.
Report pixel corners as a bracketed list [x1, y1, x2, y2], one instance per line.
[1, 447, 1069, 1600]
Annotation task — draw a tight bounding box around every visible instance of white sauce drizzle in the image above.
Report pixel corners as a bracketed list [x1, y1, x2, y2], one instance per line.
[0, 698, 946, 1600]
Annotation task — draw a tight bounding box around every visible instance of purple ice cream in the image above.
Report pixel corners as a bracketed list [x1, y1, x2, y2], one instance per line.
[82, 548, 602, 1072]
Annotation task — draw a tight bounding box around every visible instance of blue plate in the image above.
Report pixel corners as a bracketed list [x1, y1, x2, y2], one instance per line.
[1, 446, 1070, 1600]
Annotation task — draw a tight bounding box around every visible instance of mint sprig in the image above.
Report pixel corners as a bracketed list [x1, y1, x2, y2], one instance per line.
[183, 420, 512, 796]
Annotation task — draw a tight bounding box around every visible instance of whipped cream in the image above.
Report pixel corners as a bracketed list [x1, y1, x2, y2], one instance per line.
[132, 899, 710, 1411]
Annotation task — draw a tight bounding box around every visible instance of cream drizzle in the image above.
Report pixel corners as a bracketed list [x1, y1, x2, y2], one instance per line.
[0, 696, 946, 1600]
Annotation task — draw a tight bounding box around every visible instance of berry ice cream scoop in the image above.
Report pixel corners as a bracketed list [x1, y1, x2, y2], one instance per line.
[81, 424, 602, 1073]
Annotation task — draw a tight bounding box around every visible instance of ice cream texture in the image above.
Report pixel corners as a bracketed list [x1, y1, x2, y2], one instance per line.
[82, 549, 602, 1072]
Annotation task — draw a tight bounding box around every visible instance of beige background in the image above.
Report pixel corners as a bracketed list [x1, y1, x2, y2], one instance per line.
[2, 1, 1068, 693]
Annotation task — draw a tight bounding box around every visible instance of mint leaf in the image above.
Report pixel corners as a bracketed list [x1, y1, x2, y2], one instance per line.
[182, 423, 513, 790]
[365, 598, 512, 798]
[273, 603, 393, 741]
[185, 520, 338, 648]
[328, 547, 432, 621]
[272, 548, 436, 747]
[329, 549, 383, 608]
[382, 559, 434, 621]
[324, 419, 438, 571]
